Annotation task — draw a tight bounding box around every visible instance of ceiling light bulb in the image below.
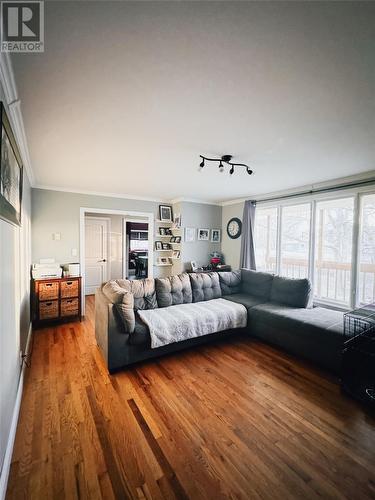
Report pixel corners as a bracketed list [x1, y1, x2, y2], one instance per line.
[229, 166, 234, 175]
[219, 162, 224, 173]
[247, 168, 253, 175]
[199, 160, 204, 168]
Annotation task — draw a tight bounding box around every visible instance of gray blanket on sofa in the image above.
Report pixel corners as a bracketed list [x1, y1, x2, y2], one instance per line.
[138, 298, 247, 348]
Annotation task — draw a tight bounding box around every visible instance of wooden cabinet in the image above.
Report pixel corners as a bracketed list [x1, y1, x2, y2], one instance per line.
[32, 277, 82, 325]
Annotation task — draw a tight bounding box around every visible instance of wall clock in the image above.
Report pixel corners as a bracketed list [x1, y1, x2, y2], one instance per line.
[227, 217, 242, 239]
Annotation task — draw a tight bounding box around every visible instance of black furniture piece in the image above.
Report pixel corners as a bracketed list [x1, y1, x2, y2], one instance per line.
[342, 304, 375, 407]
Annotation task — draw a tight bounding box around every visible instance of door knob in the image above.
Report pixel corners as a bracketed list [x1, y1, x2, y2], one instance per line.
[98, 259, 107, 262]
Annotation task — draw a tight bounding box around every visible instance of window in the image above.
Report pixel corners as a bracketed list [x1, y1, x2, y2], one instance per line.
[358, 194, 375, 304]
[314, 198, 354, 305]
[254, 207, 277, 272]
[280, 204, 311, 278]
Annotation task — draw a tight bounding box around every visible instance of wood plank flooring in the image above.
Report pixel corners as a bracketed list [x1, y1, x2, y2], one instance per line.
[6, 295, 375, 499]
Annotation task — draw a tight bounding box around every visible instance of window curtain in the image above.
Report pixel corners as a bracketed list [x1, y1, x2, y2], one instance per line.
[239, 200, 256, 270]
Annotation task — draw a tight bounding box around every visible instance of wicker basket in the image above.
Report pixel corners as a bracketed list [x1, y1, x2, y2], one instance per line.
[39, 300, 59, 319]
[61, 280, 79, 298]
[39, 282, 59, 301]
[61, 298, 79, 317]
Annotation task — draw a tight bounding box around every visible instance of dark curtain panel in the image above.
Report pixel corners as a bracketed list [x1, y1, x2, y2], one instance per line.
[239, 200, 256, 270]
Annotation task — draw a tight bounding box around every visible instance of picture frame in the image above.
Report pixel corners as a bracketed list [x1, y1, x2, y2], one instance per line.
[174, 236, 181, 243]
[162, 243, 170, 250]
[170, 236, 176, 243]
[198, 228, 209, 241]
[159, 227, 166, 235]
[0, 102, 23, 227]
[190, 261, 198, 271]
[211, 229, 221, 243]
[159, 204, 173, 222]
[158, 257, 169, 265]
[185, 227, 195, 242]
[155, 241, 163, 250]
[172, 250, 180, 259]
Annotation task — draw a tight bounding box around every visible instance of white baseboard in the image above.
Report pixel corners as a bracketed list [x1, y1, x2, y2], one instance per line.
[0, 323, 32, 500]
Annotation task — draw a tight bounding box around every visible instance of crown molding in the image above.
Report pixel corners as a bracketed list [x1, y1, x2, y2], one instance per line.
[220, 170, 375, 206]
[0, 52, 35, 186]
[169, 197, 221, 206]
[35, 184, 168, 203]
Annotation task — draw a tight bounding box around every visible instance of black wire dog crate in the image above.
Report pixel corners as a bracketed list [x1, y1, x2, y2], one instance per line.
[342, 304, 375, 407]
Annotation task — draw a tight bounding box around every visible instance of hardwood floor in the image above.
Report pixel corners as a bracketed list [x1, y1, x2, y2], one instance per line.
[6, 296, 375, 499]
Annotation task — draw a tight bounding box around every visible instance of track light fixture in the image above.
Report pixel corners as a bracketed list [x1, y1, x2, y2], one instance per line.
[198, 154, 253, 176]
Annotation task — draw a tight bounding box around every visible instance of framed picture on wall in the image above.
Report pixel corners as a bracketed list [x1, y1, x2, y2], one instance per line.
[0, 103, 23, 227]
[211, 229, 221, 243]
[198, 228, 209, 241]
[159, 204, 173, 222]
[155, 241, 163, 250]
[185, 227, 195, 242]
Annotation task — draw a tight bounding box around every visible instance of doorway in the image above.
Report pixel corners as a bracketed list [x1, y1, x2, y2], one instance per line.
[123, 219, 149, 280]
[79, 207, 154, 316]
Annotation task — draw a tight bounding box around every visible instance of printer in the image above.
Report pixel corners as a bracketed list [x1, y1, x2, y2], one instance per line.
[32, 263, 63, 280]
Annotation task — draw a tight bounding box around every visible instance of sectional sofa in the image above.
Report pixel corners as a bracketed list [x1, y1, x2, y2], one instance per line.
[95, 269, 345, 374]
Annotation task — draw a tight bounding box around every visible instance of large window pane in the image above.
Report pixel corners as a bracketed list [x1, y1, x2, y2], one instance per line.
[358, 194, 375, 304]
[254, 207, 277, 272]
[314, 198, 354, 305]
[280, 204, 310, 278]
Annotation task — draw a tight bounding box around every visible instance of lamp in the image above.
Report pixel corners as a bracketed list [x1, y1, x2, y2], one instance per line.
[198, 154, 253, 176]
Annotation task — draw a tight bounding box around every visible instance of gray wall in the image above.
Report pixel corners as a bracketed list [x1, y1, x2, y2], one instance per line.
[221, 202, 244, 270]
[180, 201, 222, 270]
[32, 189, 161, 264]
[0, 96, 32, 479]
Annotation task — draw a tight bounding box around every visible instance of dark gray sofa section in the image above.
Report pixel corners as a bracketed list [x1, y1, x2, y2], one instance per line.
[95, 268, 345, 374]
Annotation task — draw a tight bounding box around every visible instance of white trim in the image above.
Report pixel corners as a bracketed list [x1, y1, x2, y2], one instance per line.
[79, 207, 154, 315]
[0, 323, 32, 500]
[0, 52, 35, 186]
[169, 197, 222, 206]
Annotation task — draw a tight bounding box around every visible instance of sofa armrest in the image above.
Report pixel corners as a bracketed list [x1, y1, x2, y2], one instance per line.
[95, 288, 130, 372]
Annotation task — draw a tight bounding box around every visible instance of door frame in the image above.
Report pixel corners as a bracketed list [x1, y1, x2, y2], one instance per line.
[84, 216, 111, 295]
[122, 217, 150, 279]
[79, 207, 154, 316]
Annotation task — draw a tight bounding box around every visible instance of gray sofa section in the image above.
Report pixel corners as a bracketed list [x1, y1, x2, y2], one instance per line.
[95, 268, 345, 374]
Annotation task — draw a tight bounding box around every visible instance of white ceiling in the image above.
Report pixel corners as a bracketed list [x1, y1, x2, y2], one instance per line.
[11, 1, 375, 204]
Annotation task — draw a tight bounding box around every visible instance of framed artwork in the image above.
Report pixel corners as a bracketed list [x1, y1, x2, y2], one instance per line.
[174, 236, 181, 243]
[162, 243, 170, 250]
[211, 229, 221, 243]
[190, 261, 198, 271]
[172, 250, 180, 259]
[185, 227, 195, 242]
[0, 103, 23, 227]
[159, 204, 173, 222]
[155, 241, 163, 250]
[170, 236, 176, 243]
[198, 228, 209, 241]
[158, 257, 169, 265]
[159, 227, 166, 235]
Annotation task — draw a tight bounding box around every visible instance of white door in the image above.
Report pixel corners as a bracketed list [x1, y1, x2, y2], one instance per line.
[85, 217, 110, 295]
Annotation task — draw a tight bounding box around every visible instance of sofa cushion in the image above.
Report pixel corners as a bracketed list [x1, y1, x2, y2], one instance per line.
[128, 315, 151, 346]
[222, 293, 266, 311]
[156, 273, 192, 308]
[249, 302, 344, 372]
[241, 269, 274, 299]
[270, 275, 312, 308]
[189, 272, 222, 302]
[102, 280, 129, 304]
[114, 278, 158, 310]
[114, 292, 135, 333]
[219, 270, 241, 295]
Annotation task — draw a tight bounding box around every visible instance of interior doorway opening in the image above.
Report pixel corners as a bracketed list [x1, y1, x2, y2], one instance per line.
[124, 219, 149, 280]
